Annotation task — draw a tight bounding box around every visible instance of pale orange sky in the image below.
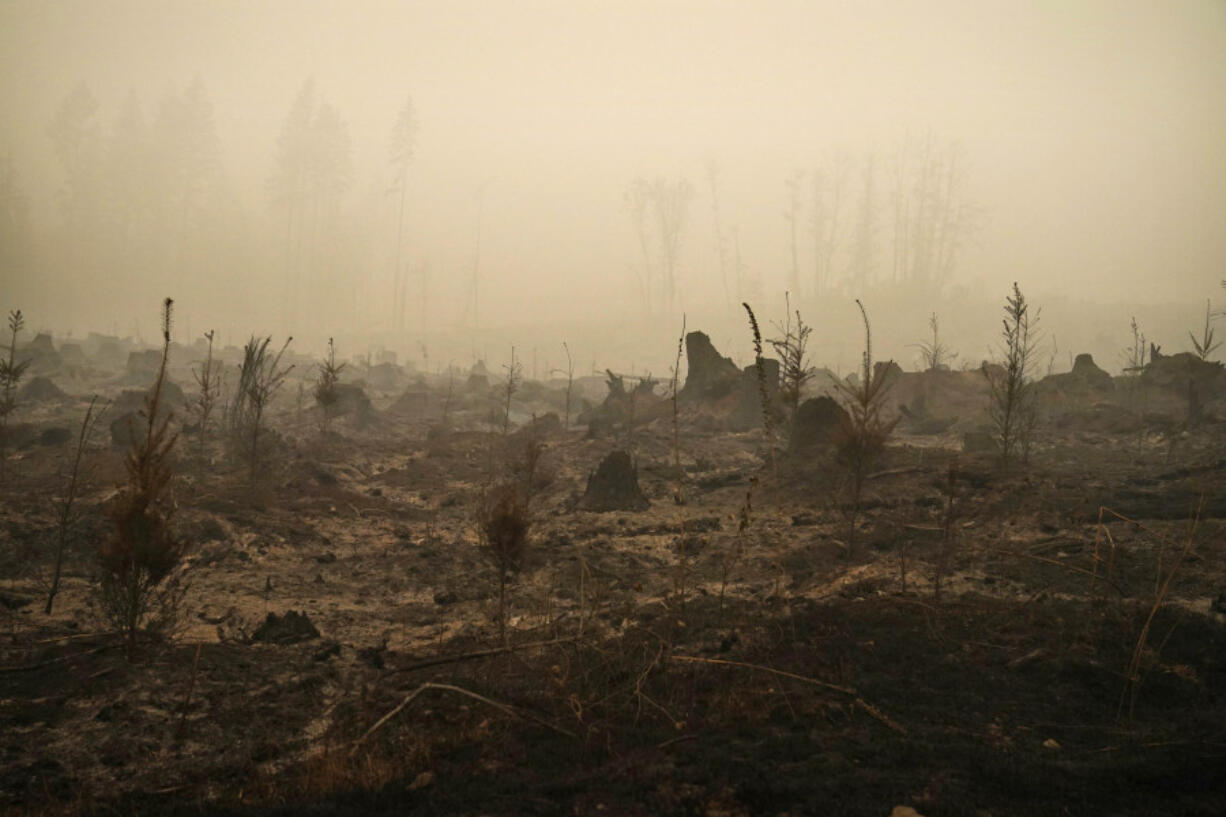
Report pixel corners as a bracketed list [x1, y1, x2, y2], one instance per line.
[2, 0, 1224, 363]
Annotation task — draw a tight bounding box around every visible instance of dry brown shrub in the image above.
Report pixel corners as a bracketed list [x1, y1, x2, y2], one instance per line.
[476, 481, 531, 644]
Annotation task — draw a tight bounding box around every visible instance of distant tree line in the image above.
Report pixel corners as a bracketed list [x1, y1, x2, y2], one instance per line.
[16, 78, 420, 342]
[627, 137, 979, 317]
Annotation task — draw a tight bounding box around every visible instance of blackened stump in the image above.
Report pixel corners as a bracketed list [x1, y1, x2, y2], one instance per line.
[578, 450, 650, 512]
[251, 610, 321, 644]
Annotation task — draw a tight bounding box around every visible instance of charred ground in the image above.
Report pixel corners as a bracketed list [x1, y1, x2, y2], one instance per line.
[1, 327, 1225, 817]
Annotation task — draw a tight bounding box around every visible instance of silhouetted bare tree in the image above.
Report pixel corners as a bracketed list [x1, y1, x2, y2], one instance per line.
[624, 176, 693, 315]
[704, 159, 732, 306]
[810, 150, 849, 298]
[889, 137, 978, 293]
[269, 81, 352, 332]
[784, 170, 804, 298]
[47, 83, 104, 287]
[848, 153, 879, 290]
[389, 95, 419, 337]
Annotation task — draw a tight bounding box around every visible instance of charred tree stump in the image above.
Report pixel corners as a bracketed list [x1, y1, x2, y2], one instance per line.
[577, 450, 650, 512]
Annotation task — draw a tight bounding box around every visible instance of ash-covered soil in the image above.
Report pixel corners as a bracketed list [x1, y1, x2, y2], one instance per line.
[2, 342, 1225, 817]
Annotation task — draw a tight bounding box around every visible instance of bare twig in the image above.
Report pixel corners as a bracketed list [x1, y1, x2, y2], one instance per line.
[29, 631, 117, 646]
[634, 643, 669, 725]
[668, 654, 905, 734]
[671, 315, 688, 609]
[0, 644, 113, 674]
[1119, 498, 1201, 721]
[351, 681, 575, 754]
[866, 467, 923, 481]
[832, 300, 898, 559]
[1011, 551, 1127, 597]
[388, 636, 578, 676]
[175, 642, 203, 740]
[46, 394, 108, 614]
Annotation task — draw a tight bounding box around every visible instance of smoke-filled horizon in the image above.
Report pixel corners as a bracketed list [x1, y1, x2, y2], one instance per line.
[3, 0, 1225, 372]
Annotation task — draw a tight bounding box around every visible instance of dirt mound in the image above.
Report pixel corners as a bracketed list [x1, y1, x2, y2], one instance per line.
[897, 392, 958, 435]
[885, 368, 989, 430]
[577, 449, 650, 511]
[961, 428, 999, 454]
[124, 348, 163, 376]
[58, 343, 86, 366]
[364, 362, 406, 392]
[790, 396, 850, 452]
[1143, 349, 1226, 397]
[112, 381, 186, 416]
[1042, 353, 1114, 394]
[327, 383, 372, 425]
[37, 427, 72, 447]
[91, 336, 125, 368]
[18, 376, 67, 402]
[390, 380, 431, 415]
[516, 411, 562, 437]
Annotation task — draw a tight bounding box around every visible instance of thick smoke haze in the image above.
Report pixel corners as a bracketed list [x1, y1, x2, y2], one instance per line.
[2, 0, 1224, 374]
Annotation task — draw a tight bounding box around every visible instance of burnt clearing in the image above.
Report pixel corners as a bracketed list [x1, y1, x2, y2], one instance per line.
[2, 336, 1225, 817]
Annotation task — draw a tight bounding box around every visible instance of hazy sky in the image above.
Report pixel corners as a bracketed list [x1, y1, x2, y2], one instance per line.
[2, 0, 1225, 360]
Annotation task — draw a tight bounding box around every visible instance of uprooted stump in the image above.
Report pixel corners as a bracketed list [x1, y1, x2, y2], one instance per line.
[579, 371, 668, 429]
[577, 450, 650, 512]
[251, 610, 321, 645]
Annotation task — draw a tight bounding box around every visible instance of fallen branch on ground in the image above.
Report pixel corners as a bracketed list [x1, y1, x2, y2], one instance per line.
[668, 654, 906, 734]
[389, 635, 579, 676]
[1012, 551, 1127, 596]
[351, 681, 576, 755]
[867, 467, 924, 481]
[0, 644, 114, 674]
[29, 631, 118, 646]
